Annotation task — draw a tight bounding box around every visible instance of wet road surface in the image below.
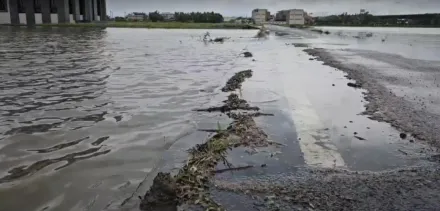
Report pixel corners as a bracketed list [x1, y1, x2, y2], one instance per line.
[204, 25, 440, 211]
[1, 26, 440, 211]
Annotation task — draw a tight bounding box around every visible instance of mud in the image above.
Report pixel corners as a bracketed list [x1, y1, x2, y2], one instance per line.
[140, 68, 279, 211]
[242, 52, 253, 58]
[347, 82, 362, 88]
[291, 43, 309, 48]
[221, 70, 253, 92]
[309, 29, 330, 35]
[212, 37, 226, 43]
[304, 48, 440, 149]
[195, 93, 260, 113]
[310, 29, 324, 34]
[226, 112, 274, 119]
[140, 173, 178, 211]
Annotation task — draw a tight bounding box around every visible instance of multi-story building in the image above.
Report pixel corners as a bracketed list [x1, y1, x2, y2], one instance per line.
[275, 10, 289, 21]
[0, 0, 107, 25]
[287, 9, 305, 25]
[161, 12, 174, 21]
[252, 8, 268, 24]
[304, 13, 315, 25]
[126, 12, 146, 21]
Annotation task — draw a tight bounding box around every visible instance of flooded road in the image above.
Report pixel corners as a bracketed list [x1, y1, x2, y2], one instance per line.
[1, 26, 440, 211]
[0, 27, 259, 211]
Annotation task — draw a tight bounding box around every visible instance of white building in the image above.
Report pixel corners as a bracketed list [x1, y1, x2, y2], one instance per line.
[126, 12, 146, 21]
[287, 9, 305, 25]
[0, 0, 107, 25]
[252, 8, 268, 24]
[161, 12, 174, 21]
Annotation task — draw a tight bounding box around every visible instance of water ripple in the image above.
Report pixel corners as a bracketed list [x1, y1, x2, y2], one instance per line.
[0, 27, 258, 211]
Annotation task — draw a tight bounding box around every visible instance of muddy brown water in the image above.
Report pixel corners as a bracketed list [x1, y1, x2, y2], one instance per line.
[0, 27, 260, 211]
[1, 26, 440, 211]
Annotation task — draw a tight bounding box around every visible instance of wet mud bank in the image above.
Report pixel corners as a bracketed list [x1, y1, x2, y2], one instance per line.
[140, 69, 281, 211]
[304, 48, 440, 150]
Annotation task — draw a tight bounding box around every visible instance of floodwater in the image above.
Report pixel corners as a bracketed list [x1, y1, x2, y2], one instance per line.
[0, 27, 259, 211]
[0, 26, 438, 211]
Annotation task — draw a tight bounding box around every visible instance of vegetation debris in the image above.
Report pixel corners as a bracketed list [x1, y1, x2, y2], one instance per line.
[140, 172, 177, 211]
[227, 112, 273, 119]
[347, 82, 362, 88]
[221, 70, 253, 92]
[140, 67, 278, 211]
[255, 27, 269, 38]
[195, 93, 260, 113]
[241, 52, 253, 58]
[310, 29, 324, 34]
[354, 136, 366, 141]
[292, 43, 309, 48]
[213, 37, 225, 42]
[400, 133, 408, 139]
[211, 37, 230, 43]
[215, 165, 254, 174]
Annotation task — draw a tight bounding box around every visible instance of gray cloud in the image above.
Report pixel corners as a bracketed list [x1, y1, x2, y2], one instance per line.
[107, 0, 440, 17]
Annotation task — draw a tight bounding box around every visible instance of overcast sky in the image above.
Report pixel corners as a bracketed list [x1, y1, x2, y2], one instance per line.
[107, 0, 440, 17]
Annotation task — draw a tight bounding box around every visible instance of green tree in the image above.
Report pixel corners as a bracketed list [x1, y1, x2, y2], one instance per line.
[173, 11, 223, 23]
[148, 11, 164, 22]
[114, 16, 126, 22]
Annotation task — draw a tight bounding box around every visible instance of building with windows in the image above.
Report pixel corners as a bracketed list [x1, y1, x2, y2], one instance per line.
[126, 12, 146, 21]
[252, 8, 268, 24]
[275, 10, 289, 21]
[0, 0, 107, 25]
[287, 9, 305, 25]
[161, 12, 174, 21]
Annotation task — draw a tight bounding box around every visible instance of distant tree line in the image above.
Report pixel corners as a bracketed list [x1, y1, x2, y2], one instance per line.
[315, 12, 379, 26]
[148, 11, 164, 22]
[173, 12, 224, 23]
[114, 11, 224, 23]
[315, 12, 440, 26]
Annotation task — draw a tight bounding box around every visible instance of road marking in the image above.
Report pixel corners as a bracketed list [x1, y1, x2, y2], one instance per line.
[282, 75, 346, 168]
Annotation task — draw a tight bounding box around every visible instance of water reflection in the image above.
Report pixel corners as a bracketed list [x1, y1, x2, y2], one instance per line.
[0, 27, 258, 211]
[0, 27, 112, 185]
[0, 147, 111, 184]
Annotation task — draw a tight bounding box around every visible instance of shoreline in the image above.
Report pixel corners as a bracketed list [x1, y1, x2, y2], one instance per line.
[304, 48, 440, 148]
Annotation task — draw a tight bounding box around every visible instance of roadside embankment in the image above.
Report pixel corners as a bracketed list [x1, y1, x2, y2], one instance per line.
[212, 165, 440, 211]
[304, 48, 440, 149]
